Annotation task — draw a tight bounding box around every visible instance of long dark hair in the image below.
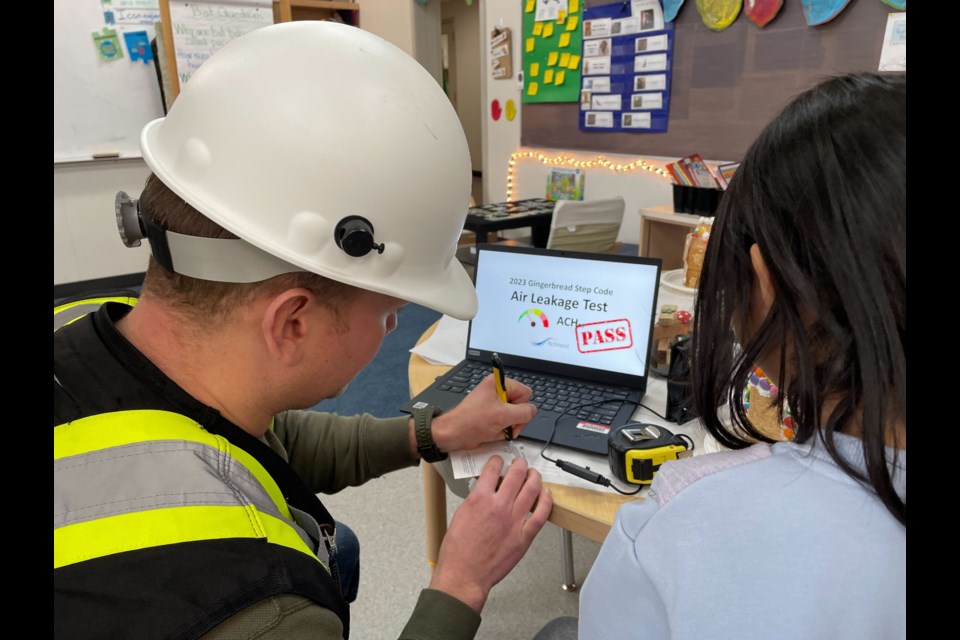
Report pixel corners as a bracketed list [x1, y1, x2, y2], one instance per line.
[691, 73, 906, 525]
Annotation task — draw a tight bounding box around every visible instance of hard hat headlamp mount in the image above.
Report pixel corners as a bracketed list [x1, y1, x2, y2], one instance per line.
[334, 215, 385, 257]
[115, 190, 175, 272]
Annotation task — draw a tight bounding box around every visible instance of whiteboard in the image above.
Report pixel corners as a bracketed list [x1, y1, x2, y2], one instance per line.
[167, 0, 274, 90]
[54, 0, 166, 163]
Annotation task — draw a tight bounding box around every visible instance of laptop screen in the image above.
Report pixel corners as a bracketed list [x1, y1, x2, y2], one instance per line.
[467, 244, 661, 386]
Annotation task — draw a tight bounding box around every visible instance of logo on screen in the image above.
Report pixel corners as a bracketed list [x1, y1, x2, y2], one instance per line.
[518, 308, 551, 345]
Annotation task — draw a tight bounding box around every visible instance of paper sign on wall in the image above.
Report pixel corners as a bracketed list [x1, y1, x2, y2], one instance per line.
[490, 27, 513, 79]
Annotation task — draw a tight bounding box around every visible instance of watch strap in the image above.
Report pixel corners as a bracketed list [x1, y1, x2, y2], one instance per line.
[413, 405, 447, 463]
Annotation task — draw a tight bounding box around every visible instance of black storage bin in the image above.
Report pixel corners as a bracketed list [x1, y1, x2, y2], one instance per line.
[672, 184, 723, 215]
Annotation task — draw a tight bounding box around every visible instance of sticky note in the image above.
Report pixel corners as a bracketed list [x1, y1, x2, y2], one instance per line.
[568, 54, 581, 70]
[559, 33, 571, 48]
[547, 51, 559, 66]
[525, 38, 535, 53]
[555, 70, 566, 85]
[559, 52, 571, 67]
[527, 81, 539, 96]
[570, 0, 580, 12]
[543, 22, 554, 38]
[558, 10, 567, 23]
[530, 62, 540, 77]
[532, 22, 543, 36]
[525, 0, 535, 12]
[566, 16, 579, 31]
[544, 69, 554, 84]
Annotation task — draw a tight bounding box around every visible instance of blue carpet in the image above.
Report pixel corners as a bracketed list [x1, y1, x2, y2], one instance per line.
[310, 303, 441, 417]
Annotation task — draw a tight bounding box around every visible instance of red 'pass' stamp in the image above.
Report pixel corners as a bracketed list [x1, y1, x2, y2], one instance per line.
[576, 318, 633, 353]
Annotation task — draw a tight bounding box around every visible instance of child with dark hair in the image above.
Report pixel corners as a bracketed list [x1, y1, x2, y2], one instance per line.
[575, 72, 906, 638]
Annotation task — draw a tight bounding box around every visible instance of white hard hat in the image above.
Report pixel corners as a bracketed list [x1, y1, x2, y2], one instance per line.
[139, 21, 477, 320]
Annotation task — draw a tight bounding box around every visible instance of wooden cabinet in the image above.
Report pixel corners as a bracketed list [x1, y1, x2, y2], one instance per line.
[637, 204, 703, 271]
[275, 1, 360, 27]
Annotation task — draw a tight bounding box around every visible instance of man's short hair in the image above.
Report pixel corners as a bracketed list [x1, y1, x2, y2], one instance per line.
[138, 173, 359, 324]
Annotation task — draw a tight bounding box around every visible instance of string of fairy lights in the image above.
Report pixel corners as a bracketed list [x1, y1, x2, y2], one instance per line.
[505, 149, 672, 201]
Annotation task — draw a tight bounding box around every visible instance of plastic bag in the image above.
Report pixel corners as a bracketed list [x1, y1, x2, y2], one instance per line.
[682, 218, 712, 289]
[666, 336, 698, 424]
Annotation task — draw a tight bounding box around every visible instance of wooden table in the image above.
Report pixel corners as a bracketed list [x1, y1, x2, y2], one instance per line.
[408, 321, 646, 574]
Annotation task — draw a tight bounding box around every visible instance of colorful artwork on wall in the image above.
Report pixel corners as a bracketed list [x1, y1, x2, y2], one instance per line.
[663, 0, 686, 22]
[744, 0, 783, 27]
[800, 0, 852, 25]
[695, 0, 742, 31]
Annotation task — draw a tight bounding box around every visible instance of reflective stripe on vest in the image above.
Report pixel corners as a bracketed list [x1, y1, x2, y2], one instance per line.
[53, 295, 139, 332]
[54, 409, 326, 571]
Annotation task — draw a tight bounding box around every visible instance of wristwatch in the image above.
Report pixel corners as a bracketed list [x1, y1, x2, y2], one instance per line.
[413, 405, 447, 463]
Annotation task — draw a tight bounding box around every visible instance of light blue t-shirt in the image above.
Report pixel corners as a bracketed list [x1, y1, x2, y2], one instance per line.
[579, 433, 906, 639]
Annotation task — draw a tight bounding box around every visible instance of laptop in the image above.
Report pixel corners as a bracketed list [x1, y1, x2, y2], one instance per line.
[401, 244, 662, 455]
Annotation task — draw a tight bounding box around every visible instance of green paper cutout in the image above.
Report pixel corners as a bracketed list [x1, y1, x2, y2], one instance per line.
[92, 28, 124, 61]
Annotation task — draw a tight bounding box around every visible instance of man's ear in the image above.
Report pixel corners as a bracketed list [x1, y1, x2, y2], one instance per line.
[260, 288, 315, 366]
[749, 243, 776, 313]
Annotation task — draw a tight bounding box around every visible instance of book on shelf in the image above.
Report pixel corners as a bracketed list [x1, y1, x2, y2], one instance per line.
[714, 162, 740, 189]
[677, 154, 719, 189]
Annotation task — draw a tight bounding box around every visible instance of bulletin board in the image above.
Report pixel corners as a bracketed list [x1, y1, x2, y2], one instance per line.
[54, 0, 166, 163]
[578, 1, 674, 133]
[521, 0, 901, 161]
[522, 0, 584, 103]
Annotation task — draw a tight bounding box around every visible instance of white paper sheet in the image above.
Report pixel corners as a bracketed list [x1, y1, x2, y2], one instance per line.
[450, 438, 638, 494]
[408, 315, 468, 366]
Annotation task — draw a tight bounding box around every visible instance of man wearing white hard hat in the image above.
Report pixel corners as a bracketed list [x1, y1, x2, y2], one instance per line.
[54, 21, 552, 640]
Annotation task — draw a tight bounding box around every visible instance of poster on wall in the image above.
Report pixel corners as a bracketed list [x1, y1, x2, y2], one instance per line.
[522, 0, 584, 103]
[878, 12, 905, 72]
[579, 0, 674, 133]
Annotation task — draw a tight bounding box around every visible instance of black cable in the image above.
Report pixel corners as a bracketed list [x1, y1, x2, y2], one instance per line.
[639, 402, 667, 421]
[677, 432, 696, 452]
[538, 398, 644, 496]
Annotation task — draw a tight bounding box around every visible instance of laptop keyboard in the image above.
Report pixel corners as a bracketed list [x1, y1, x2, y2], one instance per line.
[437, 360, 631, 426]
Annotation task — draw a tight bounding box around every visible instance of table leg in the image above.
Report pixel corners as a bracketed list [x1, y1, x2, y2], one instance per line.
[422, 462, 448, 573]
[560, 528, 578, 591]
[531, 223, 550, 248]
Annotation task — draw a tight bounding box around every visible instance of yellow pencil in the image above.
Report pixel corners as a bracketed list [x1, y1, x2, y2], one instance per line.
[491, 352, 514, 440]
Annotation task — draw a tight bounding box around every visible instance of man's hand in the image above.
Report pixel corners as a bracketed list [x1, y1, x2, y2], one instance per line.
[430, 375, 536, 453]
[428, 455, 553, 613]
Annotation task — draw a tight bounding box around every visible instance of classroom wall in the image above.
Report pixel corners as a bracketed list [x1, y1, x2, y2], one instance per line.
[442, 0, 482, 170]
[481, 0, 524, 206]
[413, 0, 443, 84]
[54, 159, 153, 285]
[509, 150, 679, 244]
[361, 0, 415, 56]
[480, 1, 700, 244]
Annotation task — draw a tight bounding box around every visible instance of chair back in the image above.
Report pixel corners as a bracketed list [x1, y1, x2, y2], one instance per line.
[546, 197, 626, 253]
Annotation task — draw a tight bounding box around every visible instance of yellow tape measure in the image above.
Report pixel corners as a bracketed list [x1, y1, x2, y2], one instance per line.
[608, 423, 692, 485]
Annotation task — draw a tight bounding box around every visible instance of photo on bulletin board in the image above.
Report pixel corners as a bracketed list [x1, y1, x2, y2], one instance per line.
[522, 0, 584, 103]
[578, 0, 673, 133]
